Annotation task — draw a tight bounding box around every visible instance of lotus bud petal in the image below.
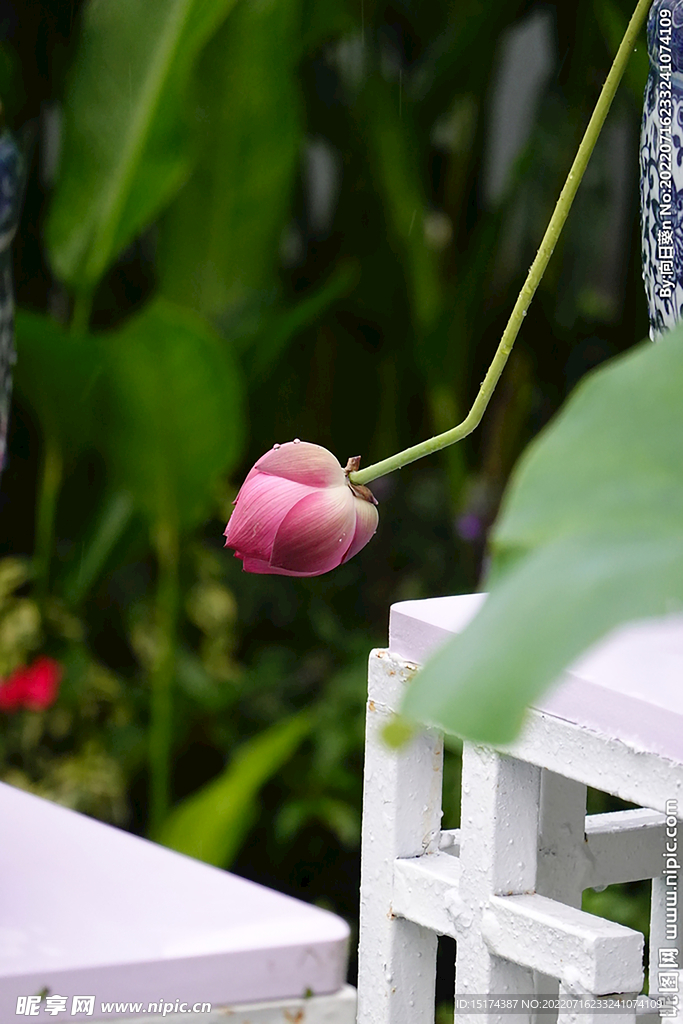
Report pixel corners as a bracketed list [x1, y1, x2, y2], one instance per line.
[224, 441, 379, 576]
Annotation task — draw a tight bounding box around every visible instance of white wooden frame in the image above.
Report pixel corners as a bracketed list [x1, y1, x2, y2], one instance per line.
[357, 597, 683, 1024]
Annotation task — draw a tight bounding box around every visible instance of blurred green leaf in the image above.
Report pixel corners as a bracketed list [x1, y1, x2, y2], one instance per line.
[15, 311, 101, 457]
[276, 795, 359, 847]
[46, 0, 240, 291]
[0, 558, 30, 606]
[361, 80, 443, 336]
[103, 298, 243, 528]
[595, 0, 648, 105]
[245, 261, 360, 379]
[300, 0, 354, 54]
[157, 0, 303, 318]
[175, 649, 238, 711]
[156, 711, 311, 866]
[582, 882, 651, 937]
[403, 327, 683, 743]
[63, 491, 135, 607]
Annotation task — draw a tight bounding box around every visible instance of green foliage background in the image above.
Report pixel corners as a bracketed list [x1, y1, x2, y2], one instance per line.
[0, 0, 653, 989]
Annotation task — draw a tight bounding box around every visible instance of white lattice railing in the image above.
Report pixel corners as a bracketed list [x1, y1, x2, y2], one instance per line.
[356, 594, 683, 1024]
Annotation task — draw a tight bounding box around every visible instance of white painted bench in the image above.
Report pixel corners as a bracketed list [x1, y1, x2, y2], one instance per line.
[0, 782, 356, 1022]
[357, 594, 682, 1024]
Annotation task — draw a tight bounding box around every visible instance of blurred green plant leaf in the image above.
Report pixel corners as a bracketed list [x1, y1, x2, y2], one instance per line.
[15, 311, 101, 457]
[63, 491, 136, 607]
[300, 0, 354, 54]
[46, 0, 240, 291]
[403, 327, 683, 744]
[175, 648, 239, 711]
[157, 0, 302, 318]
[0, 558, 30, 606]
[276, 795, 359, 847]
[244, 262, 360, 379]
[103, 298, 243, 528]
[156, 711, 311, 866]
[0, 597, 41, 675]
[595, 0, 648, 105]
[361, 80, 443, 336]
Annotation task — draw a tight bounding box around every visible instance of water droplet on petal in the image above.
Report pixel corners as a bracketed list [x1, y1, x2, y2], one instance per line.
[293, 438, 301, 443]
[272, 443, 281, 449]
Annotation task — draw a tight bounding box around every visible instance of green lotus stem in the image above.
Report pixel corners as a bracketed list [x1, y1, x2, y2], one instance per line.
[349, 0, 651, 488]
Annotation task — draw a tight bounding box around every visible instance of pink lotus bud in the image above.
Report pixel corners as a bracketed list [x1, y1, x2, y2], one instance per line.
[224, 440, 379, 576]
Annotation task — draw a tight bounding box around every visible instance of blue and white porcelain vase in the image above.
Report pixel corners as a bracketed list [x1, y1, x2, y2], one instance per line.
[0, 130, 22, 473]
[640, 0, 683, 338]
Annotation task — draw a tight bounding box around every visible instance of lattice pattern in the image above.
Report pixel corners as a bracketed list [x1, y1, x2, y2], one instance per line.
[357, 647, 682, 1024]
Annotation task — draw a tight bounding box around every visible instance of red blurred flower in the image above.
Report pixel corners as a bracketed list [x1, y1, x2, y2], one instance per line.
[0, 656, 62, 712]
[224, 440, 379, 576]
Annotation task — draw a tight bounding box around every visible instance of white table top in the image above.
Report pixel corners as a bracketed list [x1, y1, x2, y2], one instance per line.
[389, 593, 683, 765]
[0, 782, 349, 1019]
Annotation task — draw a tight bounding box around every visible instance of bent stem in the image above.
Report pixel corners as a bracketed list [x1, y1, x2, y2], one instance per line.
[349, 0, 651, 488]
